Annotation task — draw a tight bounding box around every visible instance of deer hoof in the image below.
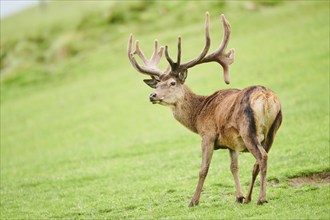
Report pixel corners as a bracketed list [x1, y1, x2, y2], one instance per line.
[236, 196, 245, 204]
[188, 200, 199, 207]
[257, 199, 268, 205]
[243, 198, 251, 204]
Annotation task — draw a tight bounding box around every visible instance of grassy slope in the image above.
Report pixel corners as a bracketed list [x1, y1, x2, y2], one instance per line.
[1, 1, 329, 219]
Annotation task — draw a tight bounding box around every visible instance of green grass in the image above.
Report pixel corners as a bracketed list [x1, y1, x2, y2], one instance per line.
[1, 1, 329, 219]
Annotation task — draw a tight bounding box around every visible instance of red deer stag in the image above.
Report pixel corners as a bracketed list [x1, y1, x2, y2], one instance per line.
[127, 12, 282, 207]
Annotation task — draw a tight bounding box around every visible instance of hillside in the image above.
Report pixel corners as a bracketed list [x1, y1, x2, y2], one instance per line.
[1, 1, 329, 219]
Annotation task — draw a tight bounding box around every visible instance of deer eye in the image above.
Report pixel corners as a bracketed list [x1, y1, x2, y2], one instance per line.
[170, 81, 176, 86]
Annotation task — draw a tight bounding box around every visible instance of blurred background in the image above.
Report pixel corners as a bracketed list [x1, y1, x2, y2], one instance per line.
[1, 0, 329, 219]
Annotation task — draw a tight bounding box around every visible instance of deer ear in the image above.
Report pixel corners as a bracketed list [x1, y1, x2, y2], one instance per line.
[143, 79, 158, 88]
[178, 69, 187, 83]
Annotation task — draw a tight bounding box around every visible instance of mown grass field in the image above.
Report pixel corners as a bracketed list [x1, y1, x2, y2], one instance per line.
[0, 1, 329, 219]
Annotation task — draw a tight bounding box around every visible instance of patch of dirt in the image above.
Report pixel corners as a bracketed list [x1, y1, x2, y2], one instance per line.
[288, 172, 330, 187]
[268, 179, 280, 187]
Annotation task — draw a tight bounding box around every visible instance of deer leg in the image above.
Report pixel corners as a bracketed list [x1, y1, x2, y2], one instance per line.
[257, 145, 268, 205]
[245, 132, 277, 204]
[248, 111, 281, 204]
[242, 136, 268, 205]
[229, 150, 245, 203]
[244, 161, 259, 204]
[189, 138, 214, 207]
[245, 115, 281, 204]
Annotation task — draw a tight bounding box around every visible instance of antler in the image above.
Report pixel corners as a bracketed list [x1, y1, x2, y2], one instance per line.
[128, 13, 235, 84]
[175, 12, 211, 71]
[201, 14, 235, 84]
[127, 33, 165, 78]
[166, 12, 235, 84]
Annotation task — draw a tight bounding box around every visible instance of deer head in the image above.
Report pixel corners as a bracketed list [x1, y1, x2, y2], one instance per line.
[128, 12, 235, 106]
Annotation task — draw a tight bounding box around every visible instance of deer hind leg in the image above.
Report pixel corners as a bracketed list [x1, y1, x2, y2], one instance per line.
[240, 124, 269, 206]
[229, 150, 245, 203]
[189, 138, 214, 207]
[244, 139, 268, 205]
[244, 110, 282, 204]
[244, 161, 259, 204]
[244, 130, 278, 204]
[244, 137, 268, 204]
[256, 145, 268, 205]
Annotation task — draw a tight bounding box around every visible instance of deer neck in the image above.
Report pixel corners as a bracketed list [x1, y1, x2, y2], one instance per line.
[171, 85, 205, 133]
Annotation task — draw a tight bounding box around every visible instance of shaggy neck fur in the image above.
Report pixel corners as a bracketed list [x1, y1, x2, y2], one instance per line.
[171, 85, 205, 133]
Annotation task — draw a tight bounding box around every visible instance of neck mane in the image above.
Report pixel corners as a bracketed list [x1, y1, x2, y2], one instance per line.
[171, 85, 206, 133]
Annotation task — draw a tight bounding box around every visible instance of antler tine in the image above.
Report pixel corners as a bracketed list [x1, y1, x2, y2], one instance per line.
[177, 37, 181, 66]
[165, 45, 175, 70]
[202, 14, 235, 84]
[180, 12, 211, 69]
[165, 37, 182, 75]
[149, 39, 164, 67]
[218, 14, 231, 53]
[135, 40, 148, 65]
[128, 33, 133, 57]
[128, 34, 146, 73]
[127, 34, 164, 77]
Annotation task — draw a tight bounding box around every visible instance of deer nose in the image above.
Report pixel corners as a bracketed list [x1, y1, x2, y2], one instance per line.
[149, 92, 157, 101]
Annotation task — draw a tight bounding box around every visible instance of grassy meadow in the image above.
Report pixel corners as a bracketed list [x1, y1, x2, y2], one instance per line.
[1, 1, 329, 219]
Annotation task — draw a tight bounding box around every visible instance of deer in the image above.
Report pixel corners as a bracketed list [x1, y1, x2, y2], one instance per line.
[127, 12, 282, 207]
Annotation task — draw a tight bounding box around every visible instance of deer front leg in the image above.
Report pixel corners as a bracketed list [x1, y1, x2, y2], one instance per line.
[229, 150, 245, 203]
[189, 138, 214, 207]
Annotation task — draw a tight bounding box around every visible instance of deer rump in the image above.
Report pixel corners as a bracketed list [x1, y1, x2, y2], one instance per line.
[194, 86, 282, 152]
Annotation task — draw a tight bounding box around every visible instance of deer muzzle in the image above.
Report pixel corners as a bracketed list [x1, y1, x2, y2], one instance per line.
[149, 92, 164, 104]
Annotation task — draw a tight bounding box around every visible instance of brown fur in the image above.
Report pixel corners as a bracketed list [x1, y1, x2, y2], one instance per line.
[172, 85, 281, 152]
